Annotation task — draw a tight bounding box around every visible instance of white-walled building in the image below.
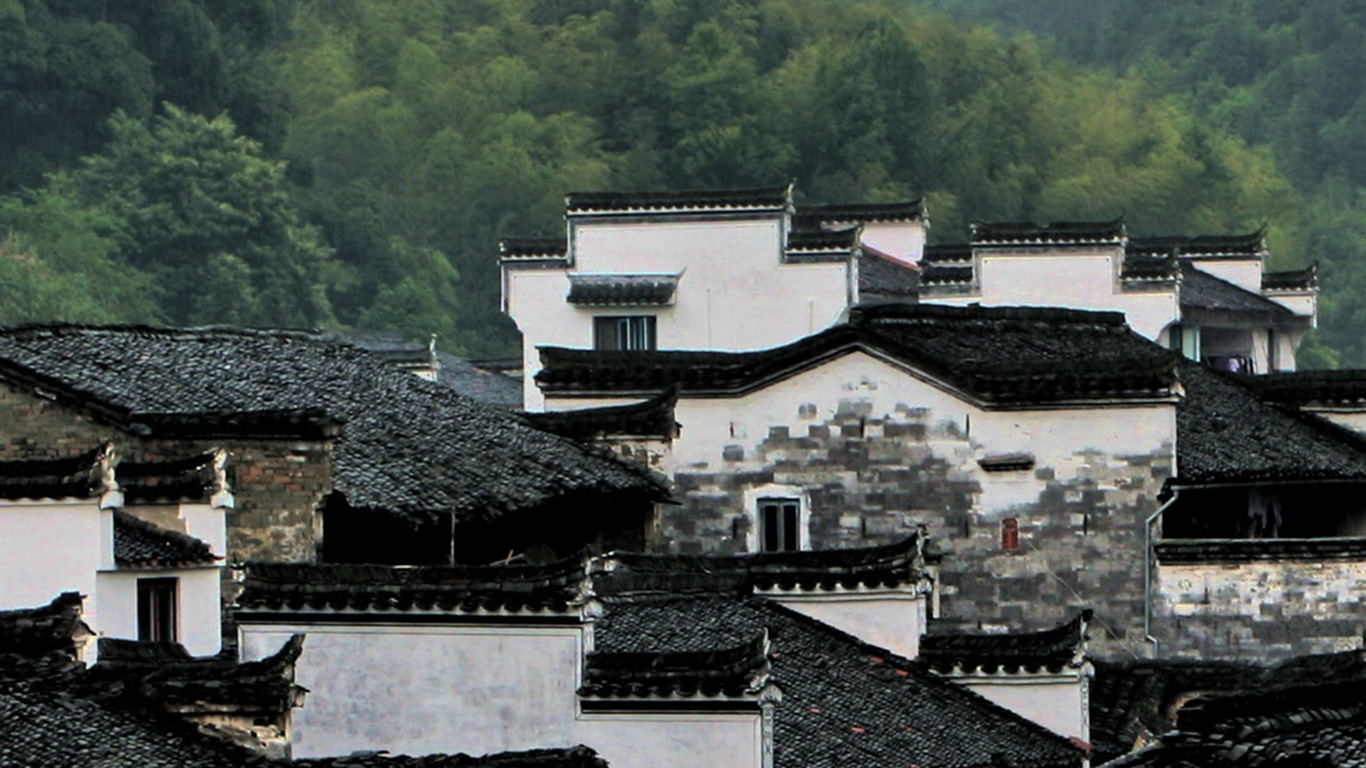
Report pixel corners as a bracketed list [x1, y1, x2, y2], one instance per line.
[0, 444, 230, 659]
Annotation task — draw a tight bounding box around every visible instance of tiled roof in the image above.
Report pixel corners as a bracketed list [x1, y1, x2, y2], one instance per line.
[920, 610, 1091, 675]
[235, 558, 589, 616]
[1128, 229, 1266, 259]
[1155, 536, 1366, 564]
[1090, 651, 1366, 764]
[291, 746, 610, 768]
[1177, 263, 1297, 320]
[921, 243, 973, 263]
[0, 445, 222, 504]
[526, 388, 679, 441]
[580, 631, 770, 700]
[594, 594, 1083, 768]
[1262, 263, 1317, 292]
[499, 238, 569, 261]
[1095, 654, 1366, 767]
[565, 186, 791, 215]
[1173, 363, 1366, 488]
[857, 250, 921, 298]
[795, 199, 925, 224]
[1120, 255, 1180, 281]
[434, 353, 523, 409]
[0, 447, 103, 500]
[593, 534, 927, 595]
[0, 326, 665, 525]
[971, 218, 1126, 246]
[0, 686, 262, 768]
[539, 303, 1179, 407]
[113, 510, 218, 568]
[1242, 369, 1366, 407]
[566, 274, 679, 306]
[785, 225, 861, 255]
[84, 635, 305, 718]
[0, 592, 89, 666]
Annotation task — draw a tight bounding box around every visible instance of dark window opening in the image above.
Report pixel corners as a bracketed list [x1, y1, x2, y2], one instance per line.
[1163, 484, 1366, 540]
[1002, 517, 1020, 550]
[594, 316, 656, 351]
[137, 578, 177, 643]
[759, 498, 800, 552]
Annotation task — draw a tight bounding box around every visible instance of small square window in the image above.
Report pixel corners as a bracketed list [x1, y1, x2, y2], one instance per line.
[137, 577, 178, 643]
[594, 316, 656, 351]
[759, 498, 801, 552]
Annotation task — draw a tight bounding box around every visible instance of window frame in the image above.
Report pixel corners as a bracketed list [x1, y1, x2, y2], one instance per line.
[743, 485, 810, 553]
[137, 577, 178, 643]
[593, 315, 657, 351]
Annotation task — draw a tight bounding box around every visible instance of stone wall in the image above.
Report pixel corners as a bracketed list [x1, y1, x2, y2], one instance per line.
[1155, 549, 1366, 659]
[0, 380, 331, 564]
[637, 353, 1175, 658]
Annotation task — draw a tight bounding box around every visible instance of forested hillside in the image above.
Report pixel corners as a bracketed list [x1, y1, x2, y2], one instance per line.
[930, 0, 1366, 366]
[0, 0, 1329, 359]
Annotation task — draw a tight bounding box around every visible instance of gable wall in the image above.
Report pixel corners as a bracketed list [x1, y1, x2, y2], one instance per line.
[557, 353, 1175, 655]
[926, 250, 1179, 340]
[508, 217, 851, 410]
[239, 622, 763, 768]
[0, 380, 331, 564]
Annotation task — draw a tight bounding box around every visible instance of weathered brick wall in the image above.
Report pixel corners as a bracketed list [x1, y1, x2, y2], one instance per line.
[0, 381, 330, 563]
[1155, 558, 1366, 659]
[642, 354, 1174, 658]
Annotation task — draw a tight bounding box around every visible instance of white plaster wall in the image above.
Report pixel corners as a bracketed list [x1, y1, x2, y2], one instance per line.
[97, 567, 222, 656]
[0, 501, 103, 622]
[955, 676, 1086, 742]
[767, 591, 925, 659]
[507, 217, 851, 411]
[1309, 410, 1366, 435]
[578, 713, 762, 768]
[1188, 259, 1262, 292]
[648, 352, 1174, 514]
[239, 622, 761, 768]
[1268, 292, 1316, 319]
[860, 221, 925, 265]
[963, 251, 1178, 340]
[178, 503, 227, 556]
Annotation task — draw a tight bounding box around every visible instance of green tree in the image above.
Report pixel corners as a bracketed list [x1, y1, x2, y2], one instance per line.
[53, 105, 334, 327]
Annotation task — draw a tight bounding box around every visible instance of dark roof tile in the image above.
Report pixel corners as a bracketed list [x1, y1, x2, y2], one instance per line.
[971, 218, 1125, 246]
[499, 238, 569, 261]
[566, 274, 678, 307]
[235, 558, 590, 616]
[1174, 363, 1366, 488]
[857, 251, 920, 298]
[292, 746, 610, 768]
[539, 304, 1178, 407]
[565, 186, 791, 215]
[580, 631, 770, 700]
[795, 200, 925, 225]
[1128, 229, 1266, 259]
[1177, 263, 1296, 319]
[113, 511, 217, 567]
[921, 610, 1091, 675]
[595, 594, 1083, 768]
[526, 388, 678, 441]
[1262, 263, 1318, 292]
[0, 326, 663, 525]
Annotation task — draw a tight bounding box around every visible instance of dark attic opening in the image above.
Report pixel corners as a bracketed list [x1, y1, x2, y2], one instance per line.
[449, 490, 659, 565]
[1163, 482, 1366, 540]
[320, 493, 455, 565]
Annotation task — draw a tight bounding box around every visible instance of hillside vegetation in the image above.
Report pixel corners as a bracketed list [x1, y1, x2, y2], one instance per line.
[0, 0, 1326, 359]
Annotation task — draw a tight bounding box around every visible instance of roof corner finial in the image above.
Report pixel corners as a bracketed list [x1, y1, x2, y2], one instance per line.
[210, 448, 235, 509]
[96, 441, 123, 510]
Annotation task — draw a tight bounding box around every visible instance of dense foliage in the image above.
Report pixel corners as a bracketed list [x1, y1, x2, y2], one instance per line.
[0, 0, 1345, 360]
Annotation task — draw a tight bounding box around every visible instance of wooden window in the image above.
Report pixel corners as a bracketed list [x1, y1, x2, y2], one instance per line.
[759, 498, 801, 552]
[594, 316, 656, 351]
[137, 577, 178, 643]
[1002, 518, 1020, 551]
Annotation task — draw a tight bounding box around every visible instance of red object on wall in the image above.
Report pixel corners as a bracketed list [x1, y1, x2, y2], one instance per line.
[1002, 517, 1020, 550]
